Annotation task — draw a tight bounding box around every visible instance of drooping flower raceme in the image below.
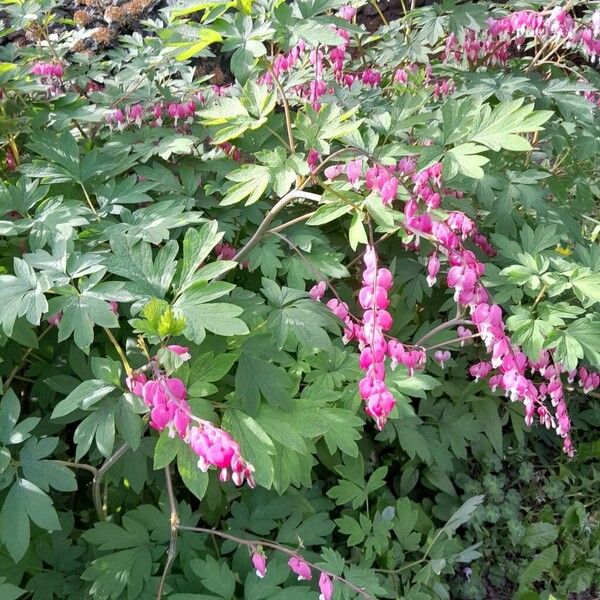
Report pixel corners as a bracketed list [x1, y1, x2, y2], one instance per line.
[126, 357, 255, 486]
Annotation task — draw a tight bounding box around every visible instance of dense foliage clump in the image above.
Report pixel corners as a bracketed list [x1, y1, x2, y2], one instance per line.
[0, 0, 599, 599]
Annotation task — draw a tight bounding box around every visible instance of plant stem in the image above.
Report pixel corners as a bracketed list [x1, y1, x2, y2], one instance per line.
[532, 283, 549, 308]
[230, 190, 322, 265]
[103, 328, 132, 375]
[424, 333, 481, 353]
[178, 525, 375, 599]
[157, 467, 179, 600]
[79, 182, 98, 217]
[267, 65, 295, 154]
[92, 444, 129, 520]
[53, 460, 98, 476]
[267, 212, 315, 233]
[370, 0, 389, 26]
[415, 318, 474, 346]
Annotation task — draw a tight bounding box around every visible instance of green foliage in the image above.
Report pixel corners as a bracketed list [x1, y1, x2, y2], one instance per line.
[0, 0, 599, 599]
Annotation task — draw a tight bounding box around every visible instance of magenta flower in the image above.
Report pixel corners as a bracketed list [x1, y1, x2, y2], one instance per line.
[434, 350, 451, 369]
[318, 572, 333, 600]
[346, 159, 362, 186]
[337, 5, 356, 21]
[166, 345, 191, 361]
[47, 312, 62, 327]
[252, 551, 267, 578]
[309, 281, 326, 301]
[288, 556, 312, 581]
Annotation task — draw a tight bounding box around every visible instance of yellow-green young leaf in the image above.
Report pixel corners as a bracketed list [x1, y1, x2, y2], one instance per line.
[0, 63, 16, 75]
[222, 165, 270, 205]
[173, 29, 223, 61]
[236, 0, 253, 14]
[157, 307, 186, 338]
[169, 0, 230, 18]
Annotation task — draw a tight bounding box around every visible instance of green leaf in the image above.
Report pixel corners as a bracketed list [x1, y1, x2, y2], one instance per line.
[20, 437, 77, 492]
[51, 379, 115, 419]
[177, 222, 225, 294]
[106, 236, 178, 300]
[0, 479, 60, 561]
[468, 99, 552, 152]
[445, 495, 484, 534]
[222, 165, 271, 206]
[175, 282, 249, 344]
[154, 430, 182, 470]
[173, 29, 223, 60]
[472, 398, 503, 455]
[177, 444, 209, 500]
[519, 545, 558, 588]
[446, 143, 489, 179]
[235, 336, 294, 411]
[50, 288, 119, 351]
[564, 567, 594, 594]
[0, 258, 50, 335]
[222, 408, 274, 488]
[306, 201, 352, 226]
[191, 556, 236, 599]
[0, 578, 25, 600]
[521, 522, 558, 549]
[0, 389, 22, 445]
[73, 403, 116, 460]
[546, 319, 600, 370]
[571, 271, 600, 303]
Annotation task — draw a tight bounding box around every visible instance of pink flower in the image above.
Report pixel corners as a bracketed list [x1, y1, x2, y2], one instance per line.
[288, 556, 312, 581]
[346, 159, 362, 185]
[394, 68, 408, 84]
[434, 350, 451, 369]
[126, 373, 147, 397]
[426, 253, 440, 287]
[47, 312, 62, 327]
[338, 5, 356, 20]
[318, 572, 334, 600]
[307, 149, 320, 172]
[109, 300, 119, 314]
[215, 242, 237, 260]
[324, 164, 344, 180]
[326, 298, 349, 321]
[252, 551, 267, 578]
[166, 345, 191, 361]
[380, 177, 398, 205]
[128, 104, 144, 127]
[310, 281, 326, 301]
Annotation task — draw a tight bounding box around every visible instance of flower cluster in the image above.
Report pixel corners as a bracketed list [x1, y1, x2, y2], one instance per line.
[126, 348, 255, 486]
[576, 367, 600, 393]
[401, 161, 579, 455]
[313, 148, 595, 455]
[356, 246, 396, 429]
[250, 551, 334, 600]
[444, 7, 600, 66]
[31, 62, 64, 78]
[394, 63, 455, 100]
[31, 61, 64, 96]
[105, 99, 198, 131]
